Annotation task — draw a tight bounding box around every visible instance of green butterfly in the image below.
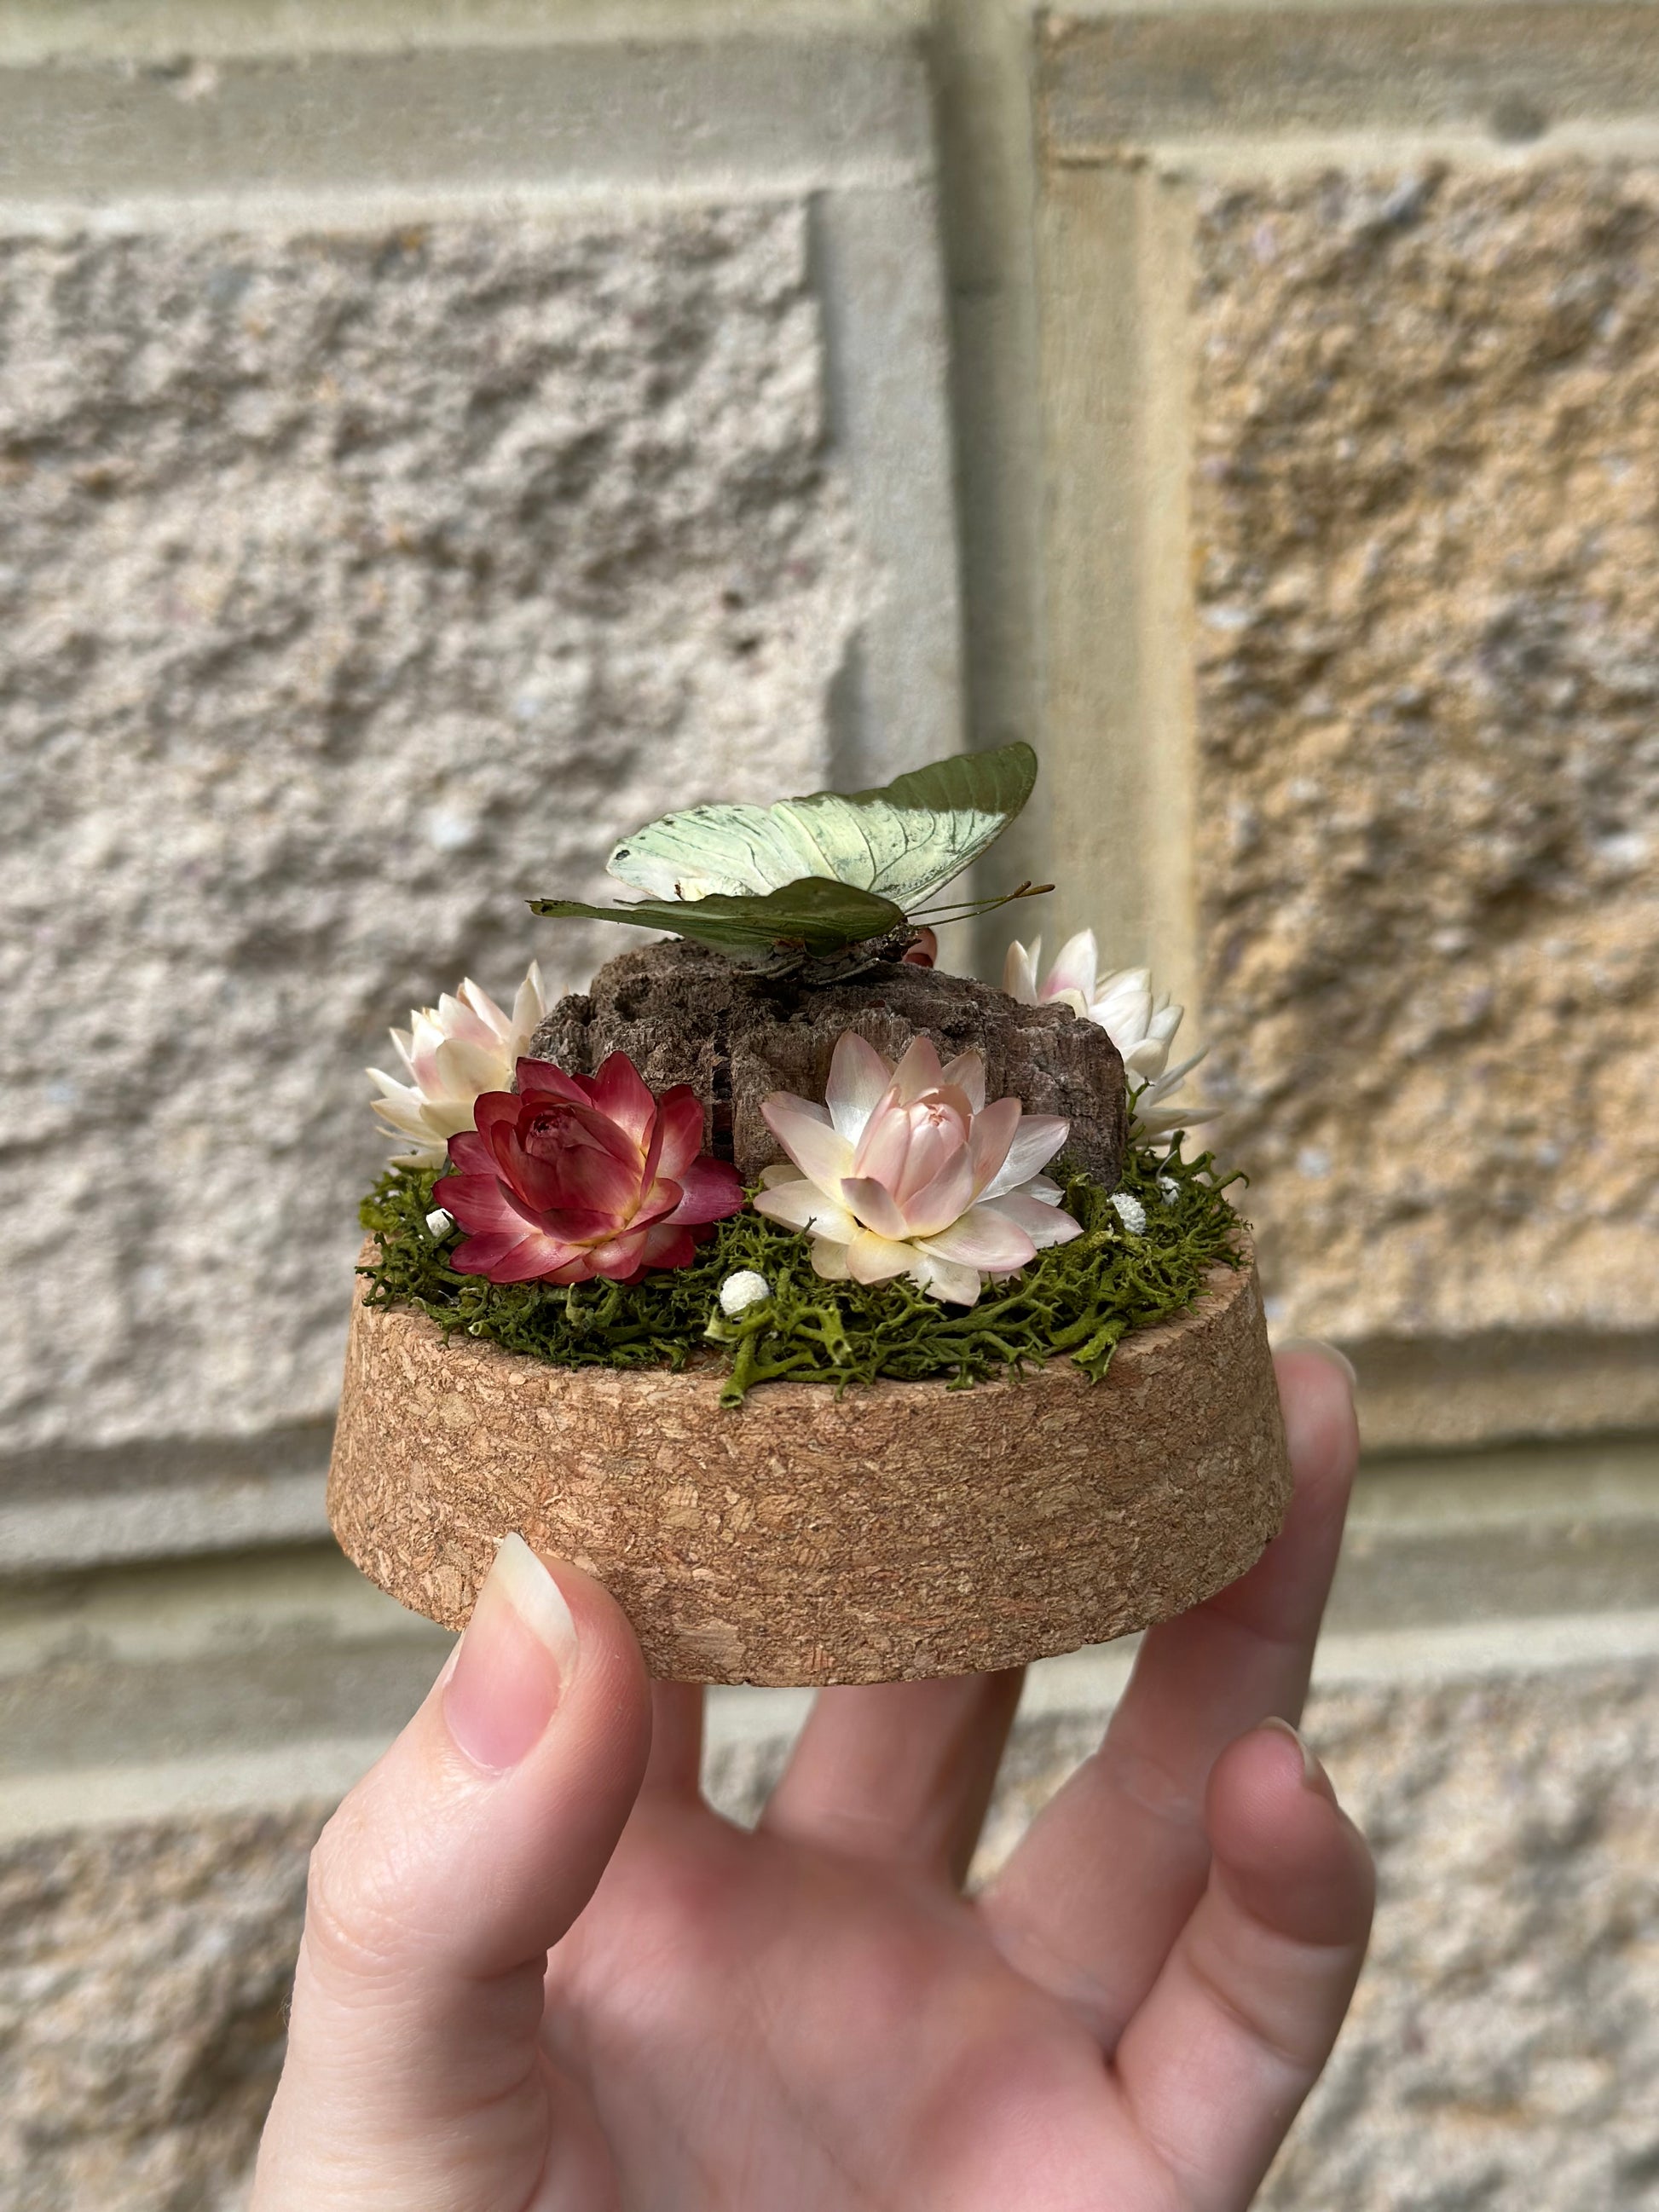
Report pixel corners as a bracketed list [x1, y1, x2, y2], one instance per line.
[530, 742, 1042, 958]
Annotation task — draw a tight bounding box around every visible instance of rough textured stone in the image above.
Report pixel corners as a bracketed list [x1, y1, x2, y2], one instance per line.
[0, 1809, 326, 2212]
[0, 203, 858, 1459]
[532, 938, 1129, 1181]
[5, 1660, 1657, 2209]
[1192, 165, 1659, 1348]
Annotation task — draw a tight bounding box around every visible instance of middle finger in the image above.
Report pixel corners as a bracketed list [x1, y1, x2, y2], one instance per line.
[759, 1668, 1025, 1884]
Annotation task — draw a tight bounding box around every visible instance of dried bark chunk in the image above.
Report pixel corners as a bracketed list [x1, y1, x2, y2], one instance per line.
[529, 939, 1127, 1184]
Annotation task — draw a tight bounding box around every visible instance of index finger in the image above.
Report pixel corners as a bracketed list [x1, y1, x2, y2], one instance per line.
[978, 1344, 1359, 2047]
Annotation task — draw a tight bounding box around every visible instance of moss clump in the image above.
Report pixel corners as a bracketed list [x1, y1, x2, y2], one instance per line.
[357, 1140, 1246, 1405]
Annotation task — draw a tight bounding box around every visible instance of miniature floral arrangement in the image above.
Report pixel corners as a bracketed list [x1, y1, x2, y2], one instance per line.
[357, 744, 1231, 1403]
[329, 746, 1288, 1685]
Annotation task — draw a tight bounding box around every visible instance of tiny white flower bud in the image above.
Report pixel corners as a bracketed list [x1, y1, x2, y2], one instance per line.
[719, 1268, 772, 1316]
[425, 1207, 454, 1239]
[1110, 1192, 1147, 1235]
[1158, 1175, 1180, 1204]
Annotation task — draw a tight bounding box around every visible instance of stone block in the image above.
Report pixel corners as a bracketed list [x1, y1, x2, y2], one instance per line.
[1190, 165, 1659, 1355]
[0, 202, 860, 1460]
[0, 1810, 325, 2212]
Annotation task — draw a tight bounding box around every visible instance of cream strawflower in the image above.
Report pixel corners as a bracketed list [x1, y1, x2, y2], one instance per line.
[754, 1031, 1082, 1308]
[367, 962, 549, 1166]
[1003, 929, 1217, 1145]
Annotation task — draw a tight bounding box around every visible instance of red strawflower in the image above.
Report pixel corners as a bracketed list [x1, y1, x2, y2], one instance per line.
[437, 1054, 743, 1285]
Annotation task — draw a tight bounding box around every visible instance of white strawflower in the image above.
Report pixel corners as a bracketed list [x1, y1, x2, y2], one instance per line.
[1110, 1191, 1147, 1235]
[1158, 1175, 1180, 1205]
[1003, 929, 1217, 1146]
[425, 1208, 455, 1239]
[719, 1269, 772, 1316]
[367, 962, 549, 1166]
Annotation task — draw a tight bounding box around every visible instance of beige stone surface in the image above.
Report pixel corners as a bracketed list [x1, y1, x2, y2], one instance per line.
[5, 1658, 1658, 2209]
[0, 1809, 326, 2212]
[0, 202, 858, 1464]
[1191, 164, 1659, 1357]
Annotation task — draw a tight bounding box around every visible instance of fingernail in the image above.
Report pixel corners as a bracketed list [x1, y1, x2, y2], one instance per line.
[1260, 1715, 1333, 1797]
[443, 1534, 580, 1772]
[1276, 1337, 1358, 1389]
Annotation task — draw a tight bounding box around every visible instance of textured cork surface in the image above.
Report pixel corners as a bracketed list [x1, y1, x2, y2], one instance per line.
[327, 1235, 1289, 1684]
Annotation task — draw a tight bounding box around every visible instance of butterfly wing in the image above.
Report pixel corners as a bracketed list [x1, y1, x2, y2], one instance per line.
[606, 742, 1037, 910]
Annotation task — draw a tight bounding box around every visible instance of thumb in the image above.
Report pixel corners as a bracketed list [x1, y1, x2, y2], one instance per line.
[254, 1537, 651, 2212]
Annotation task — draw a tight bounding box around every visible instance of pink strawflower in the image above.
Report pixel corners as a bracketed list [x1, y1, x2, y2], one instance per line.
[754, 1032, 1081, 1307]
[437, 1054, 743, 1285]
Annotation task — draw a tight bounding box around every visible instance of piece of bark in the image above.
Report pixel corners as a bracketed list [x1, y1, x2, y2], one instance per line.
[328, 1238, 1288, 1684]
[529, 939, 1127, 1184]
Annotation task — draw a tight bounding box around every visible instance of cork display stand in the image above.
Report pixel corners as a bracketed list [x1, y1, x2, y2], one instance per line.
[327, 1233, 1291, 1685]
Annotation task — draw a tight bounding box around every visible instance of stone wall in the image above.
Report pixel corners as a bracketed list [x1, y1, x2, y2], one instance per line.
[3, 3, 1657, 2208]
[3, 200, 857, 1465]
[1191, 163, 1659, 1359]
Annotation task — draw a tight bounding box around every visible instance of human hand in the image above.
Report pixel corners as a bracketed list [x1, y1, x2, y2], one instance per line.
[254, 1346, 1371, 2212]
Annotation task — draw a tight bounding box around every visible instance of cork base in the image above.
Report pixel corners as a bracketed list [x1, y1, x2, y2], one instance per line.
[327, 1233, 1291, 1684]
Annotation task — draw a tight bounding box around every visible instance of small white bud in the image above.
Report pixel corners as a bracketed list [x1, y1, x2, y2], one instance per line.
[719, 1269, 772, 1316]
[1158, 1175, 1180, 1204]
[425, 1207, 454, 1239]
[1109, 1192, 1147, 1235]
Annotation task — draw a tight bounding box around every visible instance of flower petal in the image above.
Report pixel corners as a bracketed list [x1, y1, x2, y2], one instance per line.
[633, 1222, 699, 1273]
[916, 1204, 1036, 1272]
[807, 1236, 853, 1281]
[370, 1095, 440, 1141]
[939, 1050, 986, 1114]
[662, 1154, 746, 1225]
[888, 1035, 945, 1106]
[584, 1229, 654, 1280]
[1003, 938, 1041, 1003]
[760, 1094, 856, 1196]
[838, 1174, 913, 1242]
[514, 1058, 592, 1104]
[754, 1181, 859, 1243]
[912, 1251, 984, 1307]
[967, 1095, 1020, 1196]
[458, 978, 515, 1045]
[451, 1226, 587, 1282]
[984, 1187, 1084, 1249]
[652, 1085, 708, 1181]
[590, 1050, 657, 1150]
[890, 1146, 976, 1239]
[848, 1088, 913, 1188]
[844, 1228, 920, 1285]
[978, 1114, 1071, 1199]
[1043, 929, 1099, 1003]
[435, 990, 500, 1055]
[434, 1034, 510, 1100]
[825, 1031, 894, 1143]
[508, 962, 547, 1041]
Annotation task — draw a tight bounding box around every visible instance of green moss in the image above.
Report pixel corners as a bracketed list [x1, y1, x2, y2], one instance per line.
[357, 1141, 1246, 1406]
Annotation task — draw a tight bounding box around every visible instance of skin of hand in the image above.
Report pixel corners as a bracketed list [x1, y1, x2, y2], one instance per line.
[254, 1346, 1372, 2212]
